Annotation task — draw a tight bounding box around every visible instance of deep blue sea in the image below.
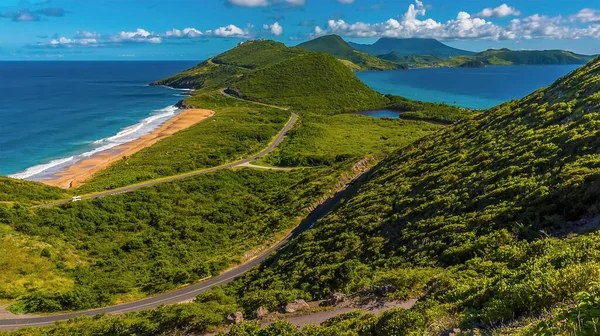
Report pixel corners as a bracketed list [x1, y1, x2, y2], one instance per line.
[0, 61, 197, 178]
[356, 65, 580, 109]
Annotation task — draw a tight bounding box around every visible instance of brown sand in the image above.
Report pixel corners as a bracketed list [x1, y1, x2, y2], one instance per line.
[42, 109, 214, 189]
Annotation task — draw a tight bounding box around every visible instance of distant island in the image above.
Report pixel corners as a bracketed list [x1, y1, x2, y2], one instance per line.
[295, 35, 596, 71]
[296, 35, 406, 71]
[349, 37, 475, 58]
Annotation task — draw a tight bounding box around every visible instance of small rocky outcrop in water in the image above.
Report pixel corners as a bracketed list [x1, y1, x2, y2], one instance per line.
[175, 99, 192, 109]
[459, 60, 486, 68]
[226, 312, 244, 324]
[284, 299, 310, 313]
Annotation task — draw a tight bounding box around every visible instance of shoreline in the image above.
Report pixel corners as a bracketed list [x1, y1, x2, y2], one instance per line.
[40, 108, 214, 189]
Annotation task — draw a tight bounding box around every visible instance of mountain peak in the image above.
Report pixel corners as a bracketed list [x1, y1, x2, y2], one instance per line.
[349, 37, 475, 58]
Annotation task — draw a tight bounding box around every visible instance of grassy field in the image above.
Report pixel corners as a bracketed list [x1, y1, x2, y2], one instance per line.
[76, 92, 289, 193]
[0, 177, 70, 204]
[261, 113, 442, 167]
[1, 166, 354, 313]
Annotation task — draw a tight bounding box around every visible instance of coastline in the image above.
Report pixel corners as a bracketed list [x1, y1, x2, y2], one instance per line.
[40, 108, 214, 189]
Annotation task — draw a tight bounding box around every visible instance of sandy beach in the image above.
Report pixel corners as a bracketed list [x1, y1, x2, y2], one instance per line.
[41, 108, 214, 189]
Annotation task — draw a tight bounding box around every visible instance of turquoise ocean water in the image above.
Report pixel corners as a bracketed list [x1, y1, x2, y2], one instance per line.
[356, 65, 579, 110]
[0, 61, 196, 178]
[0, 62, 581, 178]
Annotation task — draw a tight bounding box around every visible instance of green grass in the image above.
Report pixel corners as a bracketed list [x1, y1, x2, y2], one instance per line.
[262, 113, 442, 167]
[439, 49, 594, 67]
[233, 53, 390, 113]
[0, 225, 80, 301]
[77, 92, 290, 193]
[0, 177, 70, 204]
[210, 56, 600, 334]
[212, 40, 305, 70]
[1, 166, 352, 313]
[376, 52, 446, 67]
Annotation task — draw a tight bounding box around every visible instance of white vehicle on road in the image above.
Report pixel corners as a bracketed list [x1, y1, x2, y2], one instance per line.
[71, 196, 82, 202]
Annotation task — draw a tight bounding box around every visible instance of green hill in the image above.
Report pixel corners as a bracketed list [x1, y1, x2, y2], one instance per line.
[232, 52, 389, 112]
[297, 35, 404, 71]
[0, 177, 69, 204]
[440, 48, 596, 67]
[350, 37, 475, 58]
[475, 48, 594, 65]
[152, 40, 389, 112]
[151, 40, 304, 89]
[224, 56, 600, 333]
[376, 51, 446, 67]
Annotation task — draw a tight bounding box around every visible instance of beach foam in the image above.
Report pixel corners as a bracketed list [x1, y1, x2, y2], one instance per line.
[9, 105, 181, 180]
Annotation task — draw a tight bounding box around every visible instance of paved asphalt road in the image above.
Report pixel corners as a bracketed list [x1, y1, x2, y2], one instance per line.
[0, 139, 370, 330]
[36, 112, 297, 208]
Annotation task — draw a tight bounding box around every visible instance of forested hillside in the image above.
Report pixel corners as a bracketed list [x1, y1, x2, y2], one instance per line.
[0, 177, 69, 204]
[214, 56, 600, 333]
[232, 52, 389, 112]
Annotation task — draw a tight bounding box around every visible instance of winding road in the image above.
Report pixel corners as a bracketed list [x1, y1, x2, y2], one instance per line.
[37, 112, 297, 208]
[0, 147, 370, 330]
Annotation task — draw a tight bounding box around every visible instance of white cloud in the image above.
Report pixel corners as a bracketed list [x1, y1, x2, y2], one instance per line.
[477, 4, 521, 18]
[49, 37, 98, 46]
[162, 28, 203, 38]
[110, 28, 162, 43]
[572, 8, 600, 23]
[227, 0, 304, 7]
[311, 0, 600, 41]
[206, 24, 250, 38]
[263, 22, 283, 36]
[227, 0, 269, 7]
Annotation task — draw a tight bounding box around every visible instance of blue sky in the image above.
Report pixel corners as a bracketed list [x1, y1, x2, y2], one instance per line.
[0, 0, 599, 60]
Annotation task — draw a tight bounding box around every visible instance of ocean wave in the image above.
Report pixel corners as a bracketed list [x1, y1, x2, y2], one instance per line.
[157, 85, 192, 92]
[11, 105, 181, 181]
[9, 156, 76, 180]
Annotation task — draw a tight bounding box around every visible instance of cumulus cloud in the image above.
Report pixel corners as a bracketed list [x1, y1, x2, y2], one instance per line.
[572, 8, 600, 23]
[162, 28, 203, 38]
[477, 4, 520, 18]
[206, 24, 250, 37]
[35, 23, 254, 48]
[311, 0, 600, 41]
[109, 28, 162, 44]
[49, 37, 98, 46]
[263, 22, 283, 36]
[227, 0, 304, 7]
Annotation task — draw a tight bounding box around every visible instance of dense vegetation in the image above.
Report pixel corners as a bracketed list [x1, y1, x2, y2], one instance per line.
[77, 92, 289, 192]
[349, 37, 475, 58]
[0, 177, 69, 204]
[261, 113, 441, 167]
[151, 41, 304, 90]
[232, 53, 389, 112]
[386, 95, 476, 123]
[212, 56, 600, 333]
[436, 49, 595, 68]
[296, 35, 404, 71]
[0, 38, 483, 335]
[0, 167, 352, 313]
[376, 51, 446, 68]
